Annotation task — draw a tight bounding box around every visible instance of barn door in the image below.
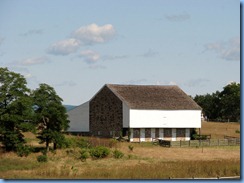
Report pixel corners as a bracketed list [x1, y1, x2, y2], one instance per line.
[140, 128, 145, 142]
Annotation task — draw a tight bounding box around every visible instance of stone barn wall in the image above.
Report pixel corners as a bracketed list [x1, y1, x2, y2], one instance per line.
[89, 85, 123, 137]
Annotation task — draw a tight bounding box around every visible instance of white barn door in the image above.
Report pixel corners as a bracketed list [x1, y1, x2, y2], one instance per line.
[140, 128, 145, 142]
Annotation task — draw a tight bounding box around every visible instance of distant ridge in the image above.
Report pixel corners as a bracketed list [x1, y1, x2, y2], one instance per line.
[64, 105, 77, 112]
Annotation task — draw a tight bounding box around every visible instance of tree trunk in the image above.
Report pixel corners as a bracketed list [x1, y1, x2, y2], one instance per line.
[53, 143, 57, 150]
[46, 140, 49, 152]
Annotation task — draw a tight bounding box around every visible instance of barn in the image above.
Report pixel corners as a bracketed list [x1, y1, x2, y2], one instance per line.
[67, 101, 89, 134]
[67, 84, 202, 142]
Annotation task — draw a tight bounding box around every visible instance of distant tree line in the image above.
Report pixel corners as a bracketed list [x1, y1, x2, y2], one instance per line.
[193, 82, 240, 122]
[0, 67, 69, 152]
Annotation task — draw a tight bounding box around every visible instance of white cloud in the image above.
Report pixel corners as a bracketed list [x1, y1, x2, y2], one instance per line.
[102, 54, 128, 61]
[204, 37, 240, 61]
[20, 56, 50, 66]
[155, 81, 177, 86]
[72, 23, 116, 45]
[47, 38, 80, 55]
[165, 12, 191, 22]
[47, 24, 116, 56]
[79, 50, 100, 64]
[168, 81, 177, 85]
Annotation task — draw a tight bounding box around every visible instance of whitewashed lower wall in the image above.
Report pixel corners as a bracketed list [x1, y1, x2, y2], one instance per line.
[129, 128, 191, 142]
[67, 101, 89, 132]
[129, 109, 201, 128]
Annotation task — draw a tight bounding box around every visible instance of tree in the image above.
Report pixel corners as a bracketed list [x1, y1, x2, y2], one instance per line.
[194, 82, 240, 122]
[194, 92, 220, 120]
[0, 67, 33, 151]
[32, 83, 69, 151]
[219, 82, 240, 121]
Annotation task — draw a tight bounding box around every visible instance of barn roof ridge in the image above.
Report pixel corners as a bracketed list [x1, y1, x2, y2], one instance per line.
[105, 83, 202, 110]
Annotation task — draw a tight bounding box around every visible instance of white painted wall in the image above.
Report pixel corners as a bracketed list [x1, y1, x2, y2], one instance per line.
[172, 128, 176, 141]
[67, 101, 89, 132]
[159, 129, 164, 139]
[185, 128, 190, 141]
[129, 109, 201, 128]
[140, 128, 145, 142]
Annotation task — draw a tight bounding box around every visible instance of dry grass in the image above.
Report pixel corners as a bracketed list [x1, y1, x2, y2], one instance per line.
[0, 121, 240, 179]
[200, 121, 240, 138]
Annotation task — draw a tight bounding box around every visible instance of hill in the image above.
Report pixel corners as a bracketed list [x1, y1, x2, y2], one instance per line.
[64, 105, 77, 112]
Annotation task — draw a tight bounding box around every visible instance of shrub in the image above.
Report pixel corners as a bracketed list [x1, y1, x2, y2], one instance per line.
[76, 137, 90, 148]
[109, 139, 118, 148]
[37, 155, 48, 163]
[113, 149, 124, 159]
[128, 145, 134, 152]
[16, 145, 32, 157]
[80, 149, 89, 162]
[59, 136, 74, 148]
[89, 146, 110, 159]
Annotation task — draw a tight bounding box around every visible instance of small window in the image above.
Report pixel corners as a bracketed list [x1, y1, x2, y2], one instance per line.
[164, 129, 172, 137]
[176, 129, 185, 137]
[133, 128, 140, 138]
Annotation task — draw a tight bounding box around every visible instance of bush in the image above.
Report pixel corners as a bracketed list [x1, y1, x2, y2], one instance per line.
[109, 139, 118, 148]
[76, 137, 90, 148]
[80, 149, 89, 162]
[37, 155, 48, 163]
[89, 146, 110, 159]
[128, 145, 134, 152]
[113, 149, 124, 159]
[16, 145, 32, 157]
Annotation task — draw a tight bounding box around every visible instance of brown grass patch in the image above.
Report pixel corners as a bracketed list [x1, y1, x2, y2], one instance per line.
[0, 121, 240, 179]
[200, 121, 240, 138]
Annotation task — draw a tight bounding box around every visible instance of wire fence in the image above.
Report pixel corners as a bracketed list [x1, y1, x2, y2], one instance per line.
[159, 138, 240, 147]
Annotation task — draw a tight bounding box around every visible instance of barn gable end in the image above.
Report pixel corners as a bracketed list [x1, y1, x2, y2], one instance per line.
[89, 85, 123, 137]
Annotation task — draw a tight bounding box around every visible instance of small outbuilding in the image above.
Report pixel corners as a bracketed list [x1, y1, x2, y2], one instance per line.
[68, 84, 202, 142]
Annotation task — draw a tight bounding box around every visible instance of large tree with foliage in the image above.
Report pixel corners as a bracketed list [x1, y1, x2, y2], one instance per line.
[32, 83, 69, 151]
[0, 67, 33, 151]
[194, 82, 240, 122]
[219, 82, 240, 121]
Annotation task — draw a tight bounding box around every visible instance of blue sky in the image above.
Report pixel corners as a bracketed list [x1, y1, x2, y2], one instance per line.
[0, 0, 240, 105]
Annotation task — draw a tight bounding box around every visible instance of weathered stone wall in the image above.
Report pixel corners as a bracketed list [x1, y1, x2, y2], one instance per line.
[89, 85, 123, 137]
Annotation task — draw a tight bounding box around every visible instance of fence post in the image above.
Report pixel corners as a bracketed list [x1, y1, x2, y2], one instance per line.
[180, 140, 181, 147]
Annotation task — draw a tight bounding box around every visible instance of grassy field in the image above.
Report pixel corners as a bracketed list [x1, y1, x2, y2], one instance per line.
[200, 121, 240, 138]
[0, 121, 240, 179]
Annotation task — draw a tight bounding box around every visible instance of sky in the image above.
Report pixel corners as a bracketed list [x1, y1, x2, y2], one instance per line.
[0, 0, 240, 105]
